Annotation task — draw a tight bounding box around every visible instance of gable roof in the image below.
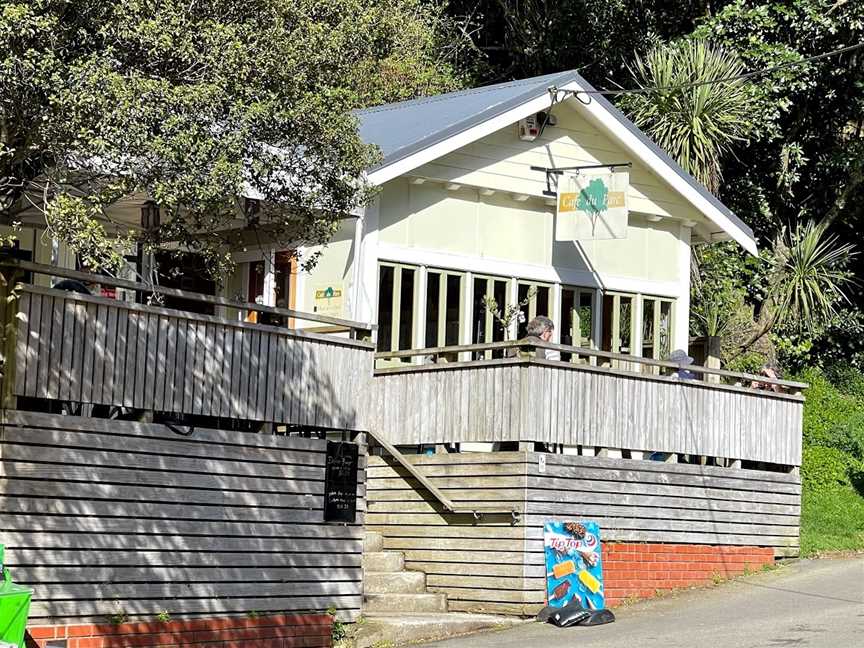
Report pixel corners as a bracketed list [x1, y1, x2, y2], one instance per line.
[355, 70, 757, 255]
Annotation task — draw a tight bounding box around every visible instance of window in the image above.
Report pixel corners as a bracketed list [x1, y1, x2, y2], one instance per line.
[601, 293, 636, 355]
[641, 297, 673, 360]
[471, 275, 509, 358]
[560, 286, 595, 348]
[376, 263, 417, 357]
[516, 281, 552, 339]
[374, 261, 676, 368]
[425, 271, 463, 348]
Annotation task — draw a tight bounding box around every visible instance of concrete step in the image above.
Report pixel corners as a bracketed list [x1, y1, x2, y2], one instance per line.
[353, 613, 527, 648]
[363, 592, 448, 614]
[362, 551, 404, 573]
[364, 531, 384, 553]
[365, 570, 426, 594]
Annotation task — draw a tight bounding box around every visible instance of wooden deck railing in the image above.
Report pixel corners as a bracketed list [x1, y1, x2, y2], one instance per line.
[0, 260, 375, 430]
[370, 340, 807, 467]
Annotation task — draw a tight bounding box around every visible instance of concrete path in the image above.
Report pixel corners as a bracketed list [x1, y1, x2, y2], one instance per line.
[422, 557, 864, 648]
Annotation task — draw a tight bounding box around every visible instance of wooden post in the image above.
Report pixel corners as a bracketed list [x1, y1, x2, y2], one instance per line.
[706, 335, 722, 384]
[0, 267, 21, 411]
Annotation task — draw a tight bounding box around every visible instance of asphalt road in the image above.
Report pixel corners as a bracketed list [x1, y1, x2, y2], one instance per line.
[423, 557, 864, 648]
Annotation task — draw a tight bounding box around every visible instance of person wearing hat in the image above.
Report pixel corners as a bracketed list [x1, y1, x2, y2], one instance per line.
[668, 349, 697, 380]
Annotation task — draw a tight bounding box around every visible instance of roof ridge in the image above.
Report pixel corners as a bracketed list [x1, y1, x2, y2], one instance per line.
[355, 71, 576, 116]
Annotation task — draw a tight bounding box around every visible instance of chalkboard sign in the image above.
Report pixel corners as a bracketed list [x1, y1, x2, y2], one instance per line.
[323, 441, 359, 523]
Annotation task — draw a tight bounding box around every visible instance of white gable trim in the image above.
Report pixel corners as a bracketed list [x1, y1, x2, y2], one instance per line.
[365, 80, 757, 256]
[366, 90, 562, 187]
[570, 81, 758, 255]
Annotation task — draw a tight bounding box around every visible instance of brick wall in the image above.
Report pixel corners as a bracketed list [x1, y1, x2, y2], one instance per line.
[26, 613, 333, 648]
[602, 542, 775, 606]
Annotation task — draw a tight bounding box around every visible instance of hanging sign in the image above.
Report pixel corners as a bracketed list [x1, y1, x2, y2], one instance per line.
[323, 441, 359, 523]
[555, 169, 629, 241]
[544, 520, 605, 610]
[313, 283, 344, 317]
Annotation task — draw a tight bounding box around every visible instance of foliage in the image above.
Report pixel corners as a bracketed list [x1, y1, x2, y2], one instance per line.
[444, 1, 713, 84]
[327, 606, 347, 642]
[155, 610, 171, 623]
[767, 221, 858, 336]
[799, 363, 864, 555]
[619, 39, 760, 193]
[800, 482, 864, 556]
[690, 242, 757, 349]
[483, 286, 535, 340]
[693, 1, 864, 282]
[801, 446, 855, 491]
[797, 367, 864, 456]
[0, 0, 461, 278]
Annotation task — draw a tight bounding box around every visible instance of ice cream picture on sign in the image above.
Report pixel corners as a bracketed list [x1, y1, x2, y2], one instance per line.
[313, 284, 344, 317]
[544, 520, 605, 611]
[555, 169, 629, 241]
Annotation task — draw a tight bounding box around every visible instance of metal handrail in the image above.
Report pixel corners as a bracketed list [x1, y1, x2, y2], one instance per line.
[365, 428, 519, 522]
[0, 258, 376, 338]
[375, 339, 808, 393]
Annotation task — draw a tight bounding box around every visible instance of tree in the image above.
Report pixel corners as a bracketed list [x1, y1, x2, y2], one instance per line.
[691, 221, 857, 365]
[0, 0, 462, 276]
[618, 39, 759, 193]
[444, 1, 717, 83]
[692, 0, 864, 238]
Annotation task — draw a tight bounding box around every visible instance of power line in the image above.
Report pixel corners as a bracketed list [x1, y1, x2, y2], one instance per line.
[562, 41, 864, 99]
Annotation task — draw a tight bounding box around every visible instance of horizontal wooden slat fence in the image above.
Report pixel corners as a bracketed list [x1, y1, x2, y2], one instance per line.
[13, 286, 374, 429]
[0, 411, 366, 622]
[365, 451, 801, 615]
[370, 359, 804, 466]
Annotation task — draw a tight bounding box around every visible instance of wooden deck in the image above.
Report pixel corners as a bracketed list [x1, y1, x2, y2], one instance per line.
[1, 263, 374, 430]
[370, 345, 806, 467]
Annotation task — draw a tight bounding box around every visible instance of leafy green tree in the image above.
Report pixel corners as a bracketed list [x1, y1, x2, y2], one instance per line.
[618, 39, 759, 193]
[693, 0, 864, 239]
[0, 0, 461, 276]
[444, 0, 717, 83]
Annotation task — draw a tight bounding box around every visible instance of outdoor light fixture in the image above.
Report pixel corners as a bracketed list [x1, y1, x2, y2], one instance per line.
[140, 201, 160, 231]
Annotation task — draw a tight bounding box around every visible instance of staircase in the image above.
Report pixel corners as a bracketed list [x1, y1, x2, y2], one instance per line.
[361, 531, 448, 614]
[354, 532, 524, 648]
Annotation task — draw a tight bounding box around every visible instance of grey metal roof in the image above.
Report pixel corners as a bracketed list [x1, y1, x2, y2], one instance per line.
[355, 70, 754, 244]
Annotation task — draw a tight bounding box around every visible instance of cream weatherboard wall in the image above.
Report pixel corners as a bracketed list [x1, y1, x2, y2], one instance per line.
[365, 101, 701, 352]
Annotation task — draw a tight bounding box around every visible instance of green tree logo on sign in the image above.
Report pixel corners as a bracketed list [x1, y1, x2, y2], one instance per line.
[577, 178, 609, 215]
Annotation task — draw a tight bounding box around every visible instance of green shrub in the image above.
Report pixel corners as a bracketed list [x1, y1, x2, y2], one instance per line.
[801, 446, 852, 492]
[825, 363, 864, 402]
[797, 367, 864, 457]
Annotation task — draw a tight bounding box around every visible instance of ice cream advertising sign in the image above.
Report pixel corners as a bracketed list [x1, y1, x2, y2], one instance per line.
[544, 520, 605, 610]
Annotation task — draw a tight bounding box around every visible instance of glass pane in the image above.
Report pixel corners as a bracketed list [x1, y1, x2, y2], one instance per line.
[560, 289, 576, 346]
[471, 277, 487, 344]
[660, 301, 673, 359]
[601, 294, 614, 351]
[578, 292, 593, 346]
[619, 296, 633, 354]
[248, 260, 265, 303]
[517, 283, 531, 339]
[445, 274, 461, 346]
[377, 266, 394, 352]
[492, 280, 508, 343]
[491, 279, 508, 358]
[398, 268, 415, 351]
[642, 299, 656, 358]
[274, 254, 293, 310]
[426, 272, 440, 348]
[536, 286, 550, 319]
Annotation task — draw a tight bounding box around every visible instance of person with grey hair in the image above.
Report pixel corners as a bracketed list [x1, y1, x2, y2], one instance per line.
[524, 315, 560, 360]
